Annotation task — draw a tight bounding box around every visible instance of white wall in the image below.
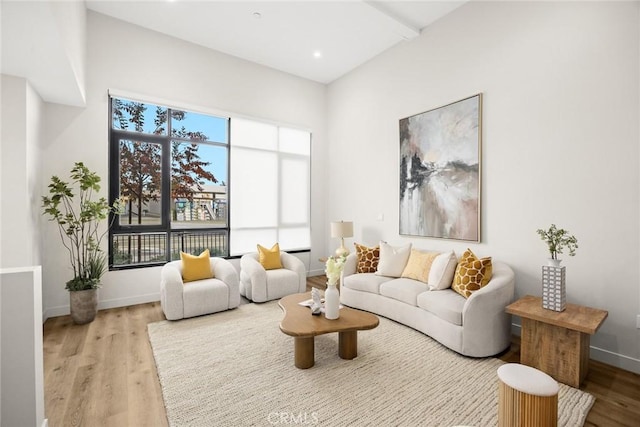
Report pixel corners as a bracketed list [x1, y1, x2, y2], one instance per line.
[0, 267, 45, 427]
[0, 75, 44, 269]
[327, 1, 640, 373]
[41, 12, 328, 317]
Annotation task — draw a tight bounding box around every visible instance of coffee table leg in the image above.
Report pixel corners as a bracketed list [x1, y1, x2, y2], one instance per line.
[339, 331, 357, 360]
[294, 337, 314, 369]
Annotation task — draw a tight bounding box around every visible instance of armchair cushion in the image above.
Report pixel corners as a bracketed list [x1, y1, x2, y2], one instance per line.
[180, 249, 214, 282]
[257, 243, 284, 270]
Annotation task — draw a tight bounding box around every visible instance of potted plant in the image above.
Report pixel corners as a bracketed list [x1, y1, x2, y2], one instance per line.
[536, 223, 578, 266]
[42, 162, 121, 324]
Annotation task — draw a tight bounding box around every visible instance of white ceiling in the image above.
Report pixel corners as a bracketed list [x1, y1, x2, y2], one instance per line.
[1, 1, 466, 106]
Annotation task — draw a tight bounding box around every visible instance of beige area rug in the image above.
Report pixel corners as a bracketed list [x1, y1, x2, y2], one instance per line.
[148, 302, 594, 427]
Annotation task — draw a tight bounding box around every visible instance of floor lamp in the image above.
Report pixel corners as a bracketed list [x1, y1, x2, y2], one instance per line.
[331, 220, 354, 257]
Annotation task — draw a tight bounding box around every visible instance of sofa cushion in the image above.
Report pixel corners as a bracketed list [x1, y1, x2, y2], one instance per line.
[401, 249, 440, 283]
[376, 242, 412, 278]
[428, 251, 458, 290]
[342, 273, 391, 294]
[452, 248, 493, 298]
[417, 290, 466, 326]
[355, 243, 380, 273]
[379, 278, 428, 306]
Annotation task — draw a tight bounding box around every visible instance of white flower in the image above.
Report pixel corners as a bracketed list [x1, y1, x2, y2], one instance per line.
[325, 255, 346, 283]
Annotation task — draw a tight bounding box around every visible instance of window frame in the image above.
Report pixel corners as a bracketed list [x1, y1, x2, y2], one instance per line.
[108, 95, 312, 270]
[108, 96, 231, 269]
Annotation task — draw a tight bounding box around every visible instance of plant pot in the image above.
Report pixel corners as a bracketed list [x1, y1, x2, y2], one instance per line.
[70, 288, 98, 324]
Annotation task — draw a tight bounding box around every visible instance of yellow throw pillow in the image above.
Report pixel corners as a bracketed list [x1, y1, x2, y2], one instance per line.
[401, 250, 440, 283]
[180, 249, 213, 283]
[355, 242, 380, 273]
[452, 248, 493, 298]
[257, 243, 283, 270]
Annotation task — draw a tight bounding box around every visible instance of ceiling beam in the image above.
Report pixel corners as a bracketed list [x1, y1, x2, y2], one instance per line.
[362, 1, 421, 40]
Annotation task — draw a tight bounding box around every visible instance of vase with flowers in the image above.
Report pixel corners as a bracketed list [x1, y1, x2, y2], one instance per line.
[536, 224, 578, 312]
[324, 255, 346, 319]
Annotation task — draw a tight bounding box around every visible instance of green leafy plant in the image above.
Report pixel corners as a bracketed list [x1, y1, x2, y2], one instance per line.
[42, 162, 121, 291]
[536, 224, 578, 260]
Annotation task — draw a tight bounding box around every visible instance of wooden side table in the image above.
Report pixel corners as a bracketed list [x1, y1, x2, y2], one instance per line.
[505, 295, 608, 388]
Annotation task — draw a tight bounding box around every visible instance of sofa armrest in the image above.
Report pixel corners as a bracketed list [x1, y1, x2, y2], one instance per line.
[343, 253, 357, 277]
[281, 251, 307, 293]
[461, 261, 515, 355]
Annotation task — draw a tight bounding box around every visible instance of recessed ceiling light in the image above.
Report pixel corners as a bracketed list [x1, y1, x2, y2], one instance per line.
[313, 51, 322, 59]
[253, 12, 262, 19]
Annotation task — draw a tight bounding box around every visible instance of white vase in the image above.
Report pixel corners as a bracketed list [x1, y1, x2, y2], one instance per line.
[547, 258, 562, 267]
[324, 281, 340, 320]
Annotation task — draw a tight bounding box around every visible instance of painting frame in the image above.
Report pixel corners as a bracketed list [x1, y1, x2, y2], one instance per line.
[399, 94, 482, 242]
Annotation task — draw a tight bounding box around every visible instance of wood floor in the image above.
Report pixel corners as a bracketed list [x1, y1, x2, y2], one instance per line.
[43, 276, 639, 427]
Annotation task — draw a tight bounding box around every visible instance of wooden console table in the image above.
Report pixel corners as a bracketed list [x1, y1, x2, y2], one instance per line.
[505, 295, 608, 388]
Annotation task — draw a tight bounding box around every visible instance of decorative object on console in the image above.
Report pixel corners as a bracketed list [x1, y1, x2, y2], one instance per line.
[354, 242, 379, 273]
[331, 221, 354, 257]
[542, 265, 566, 311]
[324, 256, 346, 319]
[452, 248, 493, 298]
[399, 94, 482, 242]
[536, 224, 577, 311]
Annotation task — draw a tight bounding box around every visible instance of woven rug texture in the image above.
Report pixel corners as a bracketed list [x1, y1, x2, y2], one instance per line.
[148, 301, 594, 427]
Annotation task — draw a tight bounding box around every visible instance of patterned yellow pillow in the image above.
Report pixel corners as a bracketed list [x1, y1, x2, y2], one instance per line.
[257, 243, 283, 270]
[355, 243, 380, 273]
[181, 249, 213, 283]
[452, 248, 493, 298]
[401, 250, 440, 283]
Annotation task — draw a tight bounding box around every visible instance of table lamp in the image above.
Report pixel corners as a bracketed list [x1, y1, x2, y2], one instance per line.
[331, 220, 353, 257]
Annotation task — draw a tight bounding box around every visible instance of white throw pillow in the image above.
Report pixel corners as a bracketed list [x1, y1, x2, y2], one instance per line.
[375, 242, 412, 278]
[428, 251, 458, 290]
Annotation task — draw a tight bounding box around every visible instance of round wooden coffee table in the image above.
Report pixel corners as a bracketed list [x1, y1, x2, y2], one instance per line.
[278, 292, 379, 369]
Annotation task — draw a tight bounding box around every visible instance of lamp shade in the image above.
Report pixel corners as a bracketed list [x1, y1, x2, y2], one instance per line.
[331, 221, 353, 238]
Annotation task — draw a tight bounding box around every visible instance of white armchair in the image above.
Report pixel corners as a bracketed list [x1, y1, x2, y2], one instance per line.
[160, 257, 240, 320]
[240, 251, 306, 302]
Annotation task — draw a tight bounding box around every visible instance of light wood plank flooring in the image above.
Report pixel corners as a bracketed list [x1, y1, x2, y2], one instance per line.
[44, 277, 639, 426]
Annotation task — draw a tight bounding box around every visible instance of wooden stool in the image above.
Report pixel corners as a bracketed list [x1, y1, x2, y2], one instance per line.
[498, 363, 559, 427]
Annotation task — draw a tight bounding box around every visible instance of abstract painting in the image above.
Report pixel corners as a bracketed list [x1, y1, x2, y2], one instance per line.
[399, 94, 482, 241]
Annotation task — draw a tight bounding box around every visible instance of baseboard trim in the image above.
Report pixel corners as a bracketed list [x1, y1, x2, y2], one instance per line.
[307, 268, 324, 277]
[510, 323, 640, 375]
[44, 293, 161, 321]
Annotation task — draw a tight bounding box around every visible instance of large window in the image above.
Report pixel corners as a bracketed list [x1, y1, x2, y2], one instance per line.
[109, 96, 310, 268]
[109, 96, 229, 266]
[230, 118, 311, 255]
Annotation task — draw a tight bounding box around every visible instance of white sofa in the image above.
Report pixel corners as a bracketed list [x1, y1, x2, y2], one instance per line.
[340, 252, 515, 357]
